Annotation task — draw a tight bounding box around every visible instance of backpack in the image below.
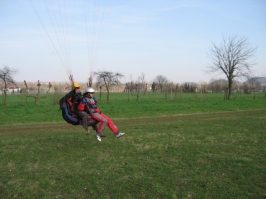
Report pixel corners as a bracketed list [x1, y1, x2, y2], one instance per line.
[59, 96, 80, 125]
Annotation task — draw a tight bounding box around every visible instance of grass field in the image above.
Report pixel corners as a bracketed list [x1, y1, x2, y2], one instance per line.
[0, 92, 266, 198]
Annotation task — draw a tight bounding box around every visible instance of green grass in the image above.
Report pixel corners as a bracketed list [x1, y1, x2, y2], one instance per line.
[0, 92, 265, 125]
[0, 93, 266, 198]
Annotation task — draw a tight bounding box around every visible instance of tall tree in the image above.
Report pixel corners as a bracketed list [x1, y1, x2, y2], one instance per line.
[0, 66, 18, 105]
[205, 35, 256, 99]
[95, 71, 123, 102]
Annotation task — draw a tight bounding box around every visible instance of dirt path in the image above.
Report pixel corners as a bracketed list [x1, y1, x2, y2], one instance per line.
[1, 109, 265, 137]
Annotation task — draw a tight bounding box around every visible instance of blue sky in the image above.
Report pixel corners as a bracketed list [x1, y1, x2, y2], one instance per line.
[0, 0, 265, 84]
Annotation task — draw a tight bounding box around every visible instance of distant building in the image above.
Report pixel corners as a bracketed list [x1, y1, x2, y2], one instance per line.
[1, 86, 21, 95]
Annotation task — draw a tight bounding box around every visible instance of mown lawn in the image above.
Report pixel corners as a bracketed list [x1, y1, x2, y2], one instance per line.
[0, 93, 266, 198]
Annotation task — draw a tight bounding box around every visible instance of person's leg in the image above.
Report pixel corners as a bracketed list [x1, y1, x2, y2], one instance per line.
[77, 111, 89, 134]
[100, 113, 125, 138]
[99, 113, 119, 134]
[91, 112, 107, 141]
[91, 113, 107, 133]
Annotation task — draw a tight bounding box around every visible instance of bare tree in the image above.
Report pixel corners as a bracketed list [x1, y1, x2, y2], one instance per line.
[245, 74, 266, 99]
[95, 70, 123, 102]
[129, 73, 148, 101]
[153, 75, 168, 92]
[173, 83, 181, 100]
[205, 35, 256, 99]
[181, 82, 197, 93]
[209, 78, 228, 93]
[24, 80, 43, 105]
[0, 66, 18, 105]
[151, 82, 156, 93]
[47, 82, 52, 94]
[164, 82, 175, 100]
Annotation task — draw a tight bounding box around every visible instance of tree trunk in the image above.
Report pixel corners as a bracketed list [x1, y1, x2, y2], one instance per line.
[106, 88, 110, 103]
[3, 90, 7, 105]
[99, 86, 102, 101]
[227, 78, 233, 100]
[136, 93, 139, 101]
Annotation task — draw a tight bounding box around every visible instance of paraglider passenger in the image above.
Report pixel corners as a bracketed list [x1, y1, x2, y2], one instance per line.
[78, 87, 125, 142]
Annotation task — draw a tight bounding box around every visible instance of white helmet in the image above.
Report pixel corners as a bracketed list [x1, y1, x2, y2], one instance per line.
[85, 87, 95, 93]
